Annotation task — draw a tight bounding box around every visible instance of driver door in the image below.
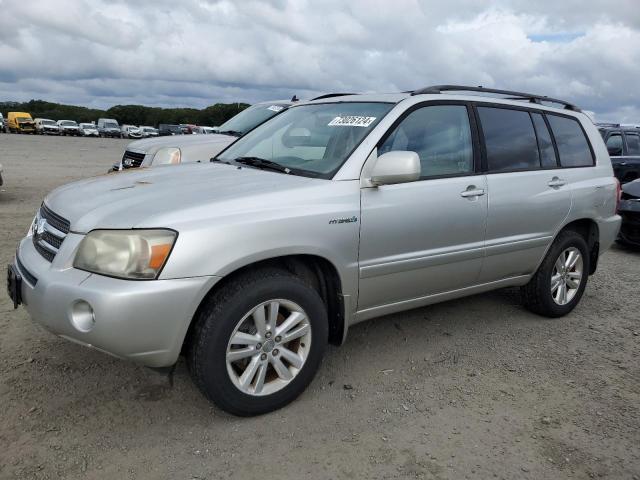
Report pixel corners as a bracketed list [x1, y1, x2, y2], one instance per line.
[358, 103, 487, 312]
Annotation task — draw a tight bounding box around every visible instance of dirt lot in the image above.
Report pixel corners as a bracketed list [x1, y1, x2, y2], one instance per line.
[0, 134, 639, 480]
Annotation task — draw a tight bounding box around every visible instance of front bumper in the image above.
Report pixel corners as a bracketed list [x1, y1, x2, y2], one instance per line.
[13, 233, 218, 367]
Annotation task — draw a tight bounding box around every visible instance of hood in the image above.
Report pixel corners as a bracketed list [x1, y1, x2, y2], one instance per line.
[126, 133, 235, 154]
[44, 162, 320, 232]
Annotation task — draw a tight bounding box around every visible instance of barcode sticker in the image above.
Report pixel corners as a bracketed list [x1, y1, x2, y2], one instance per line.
[267, 105, 285, 112]
[328, 116, 377, 127]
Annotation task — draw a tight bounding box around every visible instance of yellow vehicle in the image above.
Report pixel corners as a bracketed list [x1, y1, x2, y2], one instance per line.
[7, 112, 36, 134]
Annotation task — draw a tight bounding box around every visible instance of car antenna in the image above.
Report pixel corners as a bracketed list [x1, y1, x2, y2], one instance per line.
[291, 95, 299, 102]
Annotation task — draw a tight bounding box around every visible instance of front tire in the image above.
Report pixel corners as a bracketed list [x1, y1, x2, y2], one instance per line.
[187, 269, 328, 416]
[521, 230, 589, 317]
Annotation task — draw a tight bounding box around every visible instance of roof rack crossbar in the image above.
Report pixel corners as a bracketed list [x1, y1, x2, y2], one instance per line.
[410, 85, 580, 111]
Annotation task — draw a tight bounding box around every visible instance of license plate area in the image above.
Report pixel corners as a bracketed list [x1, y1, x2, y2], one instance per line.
[7, 264, 22, 309]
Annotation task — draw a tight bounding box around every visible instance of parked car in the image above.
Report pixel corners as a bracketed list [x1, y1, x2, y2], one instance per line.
[139, 126, 159, 138]
[78, 123, 99, 137]
[57, 120, 80, 136]
[34, 118, 61, 135]
[598, 123, 640, 184]
[115, 100, 294, 170]
[8, 85, 621, 416]
[121, 125, 143, 139]
[0, 113, 5, 133]
[7, 112, 36, 134]
[158, 124, 183, 136]
[617, 179, 640, 247]
[97, 118, 121, 138]
[190, 126, 218, 134]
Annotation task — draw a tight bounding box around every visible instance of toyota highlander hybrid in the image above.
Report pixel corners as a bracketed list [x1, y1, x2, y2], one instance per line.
[8, 85, 621, 416]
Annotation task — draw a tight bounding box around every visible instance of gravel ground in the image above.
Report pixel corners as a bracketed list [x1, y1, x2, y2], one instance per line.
[0, 134, 639, 480]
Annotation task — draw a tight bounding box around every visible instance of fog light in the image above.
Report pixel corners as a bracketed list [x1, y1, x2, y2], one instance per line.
[69, 300, 95, 332]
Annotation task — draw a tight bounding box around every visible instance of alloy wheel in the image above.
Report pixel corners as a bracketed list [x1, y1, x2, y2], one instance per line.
[226, 299, 311, 396]
[550, 247, 583, 305]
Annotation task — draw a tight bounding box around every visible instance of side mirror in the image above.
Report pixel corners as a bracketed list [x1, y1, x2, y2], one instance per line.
[370, 151, 421, 186]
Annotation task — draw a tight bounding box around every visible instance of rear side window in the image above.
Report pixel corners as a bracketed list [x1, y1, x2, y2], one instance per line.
[625, 133, 640, 156]
[379, 105, 474, 178]
[531, 113, 558, 168]
[547, 115, 594, 167]
[477, 107, 539, 172]
[605, 134, 623, 157]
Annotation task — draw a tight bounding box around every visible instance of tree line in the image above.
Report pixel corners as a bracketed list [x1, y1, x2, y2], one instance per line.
[0, 99, 250, 127]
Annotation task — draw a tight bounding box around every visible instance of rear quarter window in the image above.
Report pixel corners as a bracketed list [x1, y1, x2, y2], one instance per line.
[546, 115, 594, 167]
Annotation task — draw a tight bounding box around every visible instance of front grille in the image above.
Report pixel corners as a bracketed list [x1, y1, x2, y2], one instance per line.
[40, 203, 70, 234]
[32, 204, 70, 262]
[121, 150, 146, 169]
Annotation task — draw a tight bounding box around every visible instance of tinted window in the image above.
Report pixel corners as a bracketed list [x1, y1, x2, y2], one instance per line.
[477, 107, 539, 172]
[547, 115, 594, 167]
[531, 113, 558, 168]
[605, 134, 623, 156]
[379, 105, 473, 177]
[625, 133, 640, 156]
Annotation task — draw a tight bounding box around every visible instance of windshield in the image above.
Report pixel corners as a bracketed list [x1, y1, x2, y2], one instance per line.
[80, 123, 95, 128]
[41, 120, 55, 125]
[217, 102, 393, 178]
[105, 122, 118, 128]
[60, 120, 77, 126]
[218, 103, 288, 136]
[18, 117, 32, 123]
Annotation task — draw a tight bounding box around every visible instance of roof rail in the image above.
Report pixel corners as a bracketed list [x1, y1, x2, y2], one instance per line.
[310, 93, 357, 101]
[410, 85, 581, 112]
[595, 122, 620, 128]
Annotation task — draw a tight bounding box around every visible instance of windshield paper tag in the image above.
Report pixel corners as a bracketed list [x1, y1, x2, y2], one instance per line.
[267, 105, 285, 112]
[328, 116, 376, 127]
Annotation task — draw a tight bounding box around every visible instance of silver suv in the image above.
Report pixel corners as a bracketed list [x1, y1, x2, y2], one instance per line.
[8, 85, 621, 416]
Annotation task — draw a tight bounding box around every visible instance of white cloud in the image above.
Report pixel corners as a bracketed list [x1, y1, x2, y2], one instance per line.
[0, 0, 637, 122]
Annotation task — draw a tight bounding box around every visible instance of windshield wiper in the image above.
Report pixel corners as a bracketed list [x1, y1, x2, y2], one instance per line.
[217, 130, 243, 137]
[233, 157, 293, 174]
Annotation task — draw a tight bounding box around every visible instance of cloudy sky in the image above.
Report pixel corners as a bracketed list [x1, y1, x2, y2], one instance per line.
[0, 0, 638, 122]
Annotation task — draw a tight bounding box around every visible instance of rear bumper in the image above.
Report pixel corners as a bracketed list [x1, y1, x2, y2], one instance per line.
[13, 234, 219, 367]
[598, 215, 622, 252]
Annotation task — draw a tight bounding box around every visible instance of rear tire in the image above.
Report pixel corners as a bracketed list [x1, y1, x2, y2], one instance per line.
[521, 230, 590, 318]
[187, 269, 328, 416]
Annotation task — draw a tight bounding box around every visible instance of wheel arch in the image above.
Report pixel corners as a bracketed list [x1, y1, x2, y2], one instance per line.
[182, 254, 347, 356]
[556, 218, 600, 275]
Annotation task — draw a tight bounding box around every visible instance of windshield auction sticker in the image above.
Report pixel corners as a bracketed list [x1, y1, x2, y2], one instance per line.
[267, 105, 285, 112]
[328, 116, 377, 127]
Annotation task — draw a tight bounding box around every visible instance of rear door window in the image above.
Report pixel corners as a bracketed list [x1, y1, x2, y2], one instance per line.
[605, 134, 623, 157]
[477, 107, 540, 172]
[531, 113, 558, 168]
[546, 115, 594, 167]
[624, 133, 640, 156]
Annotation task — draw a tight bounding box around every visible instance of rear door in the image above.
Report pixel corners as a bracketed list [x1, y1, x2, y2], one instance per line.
[358, 103, 487, 312]
[477, 106, 571, 282]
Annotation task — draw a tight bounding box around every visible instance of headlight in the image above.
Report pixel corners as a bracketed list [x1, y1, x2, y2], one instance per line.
[152, 147, 181, 166]
[73, 229, 177, 280]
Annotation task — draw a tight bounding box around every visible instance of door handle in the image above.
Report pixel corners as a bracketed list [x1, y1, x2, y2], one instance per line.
[547, 177, 567, 188]
[460, 187, 485, 198]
